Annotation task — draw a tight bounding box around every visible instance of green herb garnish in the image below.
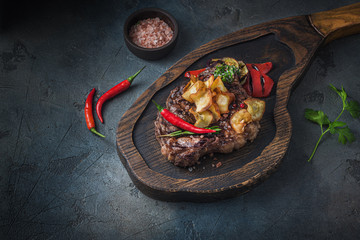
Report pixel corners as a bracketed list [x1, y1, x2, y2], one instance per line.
[214, 64, 240, 83]
[305, 84, 360, 162]
[159, 126, 221, 137]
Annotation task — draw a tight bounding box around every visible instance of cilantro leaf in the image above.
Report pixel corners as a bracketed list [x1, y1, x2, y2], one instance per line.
[304, 109, 330, 127]
[332, 126, 355, 144]
[345, 100, 360, 118]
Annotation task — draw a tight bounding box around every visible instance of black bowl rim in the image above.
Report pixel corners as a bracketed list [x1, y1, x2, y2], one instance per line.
[123, 7, 179, 52]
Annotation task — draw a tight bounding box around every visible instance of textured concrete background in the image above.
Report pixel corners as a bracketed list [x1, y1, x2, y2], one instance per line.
[1, 0, 360, 239]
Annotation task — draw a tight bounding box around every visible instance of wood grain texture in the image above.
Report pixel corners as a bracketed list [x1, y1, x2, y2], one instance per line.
[310, 2, 360, 44]
[116, 4, 360, 202]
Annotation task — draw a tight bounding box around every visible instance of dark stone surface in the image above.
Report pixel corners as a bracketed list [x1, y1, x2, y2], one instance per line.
[1, 0, 360, 239]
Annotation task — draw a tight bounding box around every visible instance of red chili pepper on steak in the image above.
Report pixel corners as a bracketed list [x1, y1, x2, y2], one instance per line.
[244, 62, 274, 98]
[85, 88, 105, 138]
[184, 68, 206, 78]
[96, 66, 145, 123]
[152, 100, 216, 134]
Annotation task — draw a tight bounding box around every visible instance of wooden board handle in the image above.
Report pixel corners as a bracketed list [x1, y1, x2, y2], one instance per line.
[310, 3, 360, 44]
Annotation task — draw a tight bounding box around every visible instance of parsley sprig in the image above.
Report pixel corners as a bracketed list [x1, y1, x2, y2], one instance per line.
[305, 84, 360, 162]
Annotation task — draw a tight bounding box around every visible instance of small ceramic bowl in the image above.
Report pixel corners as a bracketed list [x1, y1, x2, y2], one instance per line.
[123, 8, 178, 60]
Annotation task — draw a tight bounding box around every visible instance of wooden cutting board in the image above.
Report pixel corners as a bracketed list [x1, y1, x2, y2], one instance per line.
[116, 3, 360, 202]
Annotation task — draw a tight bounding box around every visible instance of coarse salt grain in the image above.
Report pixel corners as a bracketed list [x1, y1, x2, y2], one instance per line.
[129, 17, 174, 48]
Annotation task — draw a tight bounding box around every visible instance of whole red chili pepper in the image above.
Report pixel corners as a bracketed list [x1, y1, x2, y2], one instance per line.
[184, 68, 206, 78]
[85, 88, 105, 138]
[152, 100, 216, 134]
[96, 66, 145, 123]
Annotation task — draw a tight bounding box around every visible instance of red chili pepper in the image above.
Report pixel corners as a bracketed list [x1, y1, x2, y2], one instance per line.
[85, 88, 105, 138]
[152, 100, 216, 134]
[96, 66, 145, 123]
[184, 68, 206, 78]
[244, 62, 274, 98]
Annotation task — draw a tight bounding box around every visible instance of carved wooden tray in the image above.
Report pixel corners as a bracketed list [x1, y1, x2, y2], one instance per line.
[116, 3, 360, 202]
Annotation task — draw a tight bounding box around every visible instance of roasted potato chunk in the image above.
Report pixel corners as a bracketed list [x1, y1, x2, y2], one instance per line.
[244, 98, 265, 121]
[208, 103, 221, 122]
[230, 109, 252, 133]
[215, 92, 235, 114]
[189, 109, 213, 128]
[183, 80, 193, 94]
[190, 74, 198, 84]
[190, 88, 213, 112]
[211, 76, 228, 92]
[204, 75, 214, 88]
[182, 81, 206, 103]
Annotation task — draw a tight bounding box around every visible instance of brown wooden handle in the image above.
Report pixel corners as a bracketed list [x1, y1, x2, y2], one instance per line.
[310, 3, 360, 44]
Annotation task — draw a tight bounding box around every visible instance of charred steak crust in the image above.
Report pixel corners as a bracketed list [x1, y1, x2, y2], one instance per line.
[154, 71, 261, 167]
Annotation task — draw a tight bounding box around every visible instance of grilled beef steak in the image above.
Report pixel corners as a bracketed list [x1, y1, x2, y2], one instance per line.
[154, 65, 262, 167]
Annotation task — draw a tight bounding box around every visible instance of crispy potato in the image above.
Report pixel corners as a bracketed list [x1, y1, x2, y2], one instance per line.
[204, 75, 214, 88]
[182, 81, 206, 103]
[189, 109, 213, 128]
[215, 92, 235, 114]
[190, 74, 198, 84]
[190, 88, 213, 112]
[230, 109, 252, 133]
[208, 103, 221, 122]
[211, 76, 228, 92]
[183, 80, 193, 94]
[244, 98, 265, 121]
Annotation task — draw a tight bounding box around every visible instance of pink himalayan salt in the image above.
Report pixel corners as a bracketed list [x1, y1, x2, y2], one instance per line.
[129, 17, 174, 48]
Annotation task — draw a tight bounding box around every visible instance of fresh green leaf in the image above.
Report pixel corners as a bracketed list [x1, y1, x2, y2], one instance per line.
[329, 84, 347, 104]
[304, 109, 330, 126]
[328, 84, 340, 96]
[328, 121, 347, 134]
[345, 100, 360, 118]
[332, 126, 355, 144]
[305, 84, 358, 162]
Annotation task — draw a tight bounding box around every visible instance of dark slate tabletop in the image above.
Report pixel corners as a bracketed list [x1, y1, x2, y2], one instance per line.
[1, 0, 360, 239]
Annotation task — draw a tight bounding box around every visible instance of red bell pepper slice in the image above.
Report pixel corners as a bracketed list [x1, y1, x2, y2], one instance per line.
[184, 68, 206, 78]
[244, 62, 274, 98]
[260, 74, 274, 97]
[253, 62, 272, 75]
[248, 66, 263, 97]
